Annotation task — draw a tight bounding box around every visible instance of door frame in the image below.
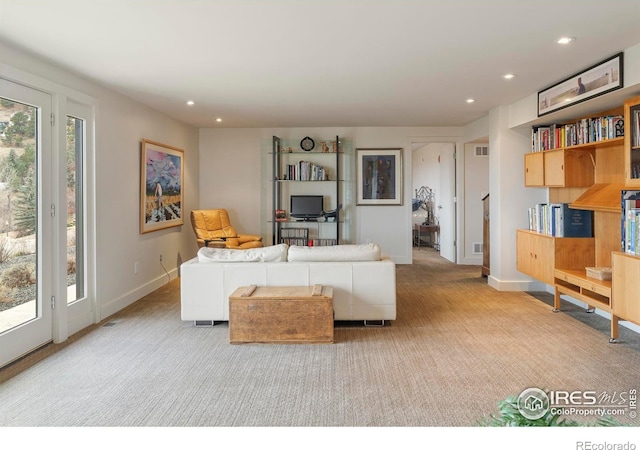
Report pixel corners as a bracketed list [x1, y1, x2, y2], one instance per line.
[408, 137, 463, 264]
[1, 63, 97, 368]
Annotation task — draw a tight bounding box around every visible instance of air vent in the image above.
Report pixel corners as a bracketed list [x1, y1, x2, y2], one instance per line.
[475, 146, 489, 156]
[473, 242, 483, 254]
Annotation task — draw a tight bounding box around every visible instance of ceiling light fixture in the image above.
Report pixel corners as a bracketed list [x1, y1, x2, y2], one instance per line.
[186, 100, 195, 106]
[216, 118, 222, 122]
[557, 36, 575, 45]
[503, 73, 515, 79]
[466, 98, 475, 104]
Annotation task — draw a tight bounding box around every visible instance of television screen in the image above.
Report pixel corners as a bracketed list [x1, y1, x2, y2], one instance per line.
[290, 195, 324, 220]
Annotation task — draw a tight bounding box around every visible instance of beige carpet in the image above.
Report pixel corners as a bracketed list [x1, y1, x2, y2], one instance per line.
[1, 248, 639, 427]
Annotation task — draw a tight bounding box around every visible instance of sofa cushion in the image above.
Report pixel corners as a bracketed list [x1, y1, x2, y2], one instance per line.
[197, 244, 288, 263]
[287, 243, 381, 262]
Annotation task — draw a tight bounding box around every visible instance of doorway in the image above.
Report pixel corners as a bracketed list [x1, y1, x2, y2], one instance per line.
[411, 142, 456, 263]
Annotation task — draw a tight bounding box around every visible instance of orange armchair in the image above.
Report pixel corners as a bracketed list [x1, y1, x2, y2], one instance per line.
[190, 209, 263, 249]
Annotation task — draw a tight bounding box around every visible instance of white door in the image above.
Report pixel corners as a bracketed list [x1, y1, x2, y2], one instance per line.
[0, 79, 53, 367]
[438, 143, 456, 262]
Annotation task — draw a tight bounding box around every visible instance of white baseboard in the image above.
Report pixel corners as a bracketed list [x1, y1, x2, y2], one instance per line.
[100, 268, 178, 320]
[461, 256, 482, 265]
[487, 275, 544, 292]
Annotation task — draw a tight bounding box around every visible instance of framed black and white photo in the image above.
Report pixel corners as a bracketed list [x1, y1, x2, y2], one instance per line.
[356, 148, 403, 205]
[538, 52, 623, 116]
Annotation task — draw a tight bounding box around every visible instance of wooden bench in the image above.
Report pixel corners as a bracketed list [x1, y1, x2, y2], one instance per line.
[228, 284, 334, 344]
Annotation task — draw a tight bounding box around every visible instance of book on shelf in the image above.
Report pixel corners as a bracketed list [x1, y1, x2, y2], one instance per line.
[280, 227, 309, 239]
[555, 203, 593, 237]
[530, 115, 624, 152]
[633, 109, 640, 148]
[621, 190, 640, 255]
[280, 238, 308, 246]
[309, 239, 337, 246]
[527, 202, 592, 237]
[285, 161, 328, 181]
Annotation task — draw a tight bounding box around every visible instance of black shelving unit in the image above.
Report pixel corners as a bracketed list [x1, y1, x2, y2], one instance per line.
[271, 135, 343, 246]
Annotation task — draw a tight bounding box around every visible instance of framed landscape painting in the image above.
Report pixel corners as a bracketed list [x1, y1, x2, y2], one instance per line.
[140, 139, 184, 233]
[538, 52, 623, 116]
[356, 148, 403, 205]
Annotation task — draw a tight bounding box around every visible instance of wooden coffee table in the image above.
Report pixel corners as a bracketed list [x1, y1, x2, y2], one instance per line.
[229, 284, 334, 344]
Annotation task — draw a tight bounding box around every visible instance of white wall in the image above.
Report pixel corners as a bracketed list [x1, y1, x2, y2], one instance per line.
[462, 143, 489, 265]
[487, 105, 544, 291]
[199, 127, 463, 264]
[0, 41, 200, 333]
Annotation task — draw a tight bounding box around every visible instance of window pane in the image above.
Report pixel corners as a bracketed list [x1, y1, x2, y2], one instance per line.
[66, 116, 84, 304]
[0, 97, 38, 332]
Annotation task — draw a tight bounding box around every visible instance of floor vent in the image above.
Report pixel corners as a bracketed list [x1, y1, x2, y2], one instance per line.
[103, 321, 118, 327]
[473, 242, 483, 254]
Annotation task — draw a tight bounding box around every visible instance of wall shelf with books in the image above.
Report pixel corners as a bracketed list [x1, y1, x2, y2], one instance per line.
[526, 106, 625, 190]
[530, 110, 624, 152]
[265, 136, 352, 246]
[517, 99, 640, 342]
[621, 190, 640, 256]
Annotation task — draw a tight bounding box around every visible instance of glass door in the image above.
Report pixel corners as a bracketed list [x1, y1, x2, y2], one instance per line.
[64, 101, 92, 334]
[0, 78, 53, 367]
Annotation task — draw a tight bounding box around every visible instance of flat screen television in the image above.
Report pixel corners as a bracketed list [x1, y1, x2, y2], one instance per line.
[290, 195, 324, 221]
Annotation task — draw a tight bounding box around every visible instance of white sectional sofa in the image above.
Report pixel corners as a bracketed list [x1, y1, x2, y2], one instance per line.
[180, 243, 396, 326]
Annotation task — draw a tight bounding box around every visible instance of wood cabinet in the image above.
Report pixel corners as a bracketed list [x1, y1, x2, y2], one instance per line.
[554, 269, 611, 310]
[524, 148, 595, 187]
[516, 230, 594, 285]
[518, 101, 639, 342]
[524, 152, 544, 186]
[544, 148, 595, 187]
[612, 252, 640, 328]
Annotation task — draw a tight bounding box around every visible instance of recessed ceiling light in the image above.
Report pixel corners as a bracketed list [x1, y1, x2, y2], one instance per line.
[466, 98, 475, 104]
[216, 118, 222, 122]
[503, 73, 516, 79]
[186, 100, 195, 106]
[557, 36, 575, 45]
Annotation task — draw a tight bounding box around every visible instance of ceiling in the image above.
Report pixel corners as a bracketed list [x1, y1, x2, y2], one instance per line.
[1, 0, 640, 129]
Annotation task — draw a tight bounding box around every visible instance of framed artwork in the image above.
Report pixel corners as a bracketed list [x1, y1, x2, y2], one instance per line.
[538, 52, 623, 116]
[356, 148, 403, 205]
[140, 139, 184, 233]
